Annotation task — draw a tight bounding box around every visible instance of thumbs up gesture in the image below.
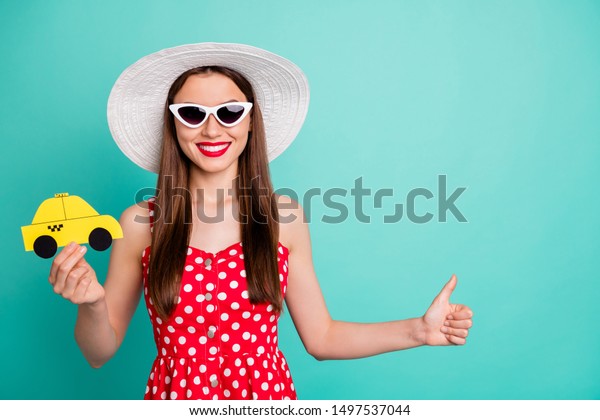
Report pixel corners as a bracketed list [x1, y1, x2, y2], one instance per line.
[421, 274, 473, 346]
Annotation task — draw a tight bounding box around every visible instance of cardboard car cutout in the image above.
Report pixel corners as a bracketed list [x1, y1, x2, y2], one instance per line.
[22, 193, 123, 259]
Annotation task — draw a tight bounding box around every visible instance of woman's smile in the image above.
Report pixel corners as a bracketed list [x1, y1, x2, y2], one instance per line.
[196, 141, 231, 157]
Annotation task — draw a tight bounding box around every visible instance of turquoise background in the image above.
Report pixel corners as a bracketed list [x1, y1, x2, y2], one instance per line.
[1, 0, 599, 400]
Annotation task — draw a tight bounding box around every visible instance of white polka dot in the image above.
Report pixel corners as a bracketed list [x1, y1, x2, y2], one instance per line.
[229, 249, 238, 256]
[210, 374, 217, 382]
[209, 346, 218, 355]
[239, 367, 246, 376]
[184, 305, 193, 314]
[179, 336, 186, 345]
[195, 256, 203, 264]
[268, 372, 273, 380]
[206, 283, 215, 291]
[196, 294, 205, 303]
[275, 384, 280, 392]
[242, 389, 247, 398]
[175, 317, 183, 324]
[186, 247, 192, 255]
[196, 315, 205, 324]
[195, 273, 204, 281]
[180, 379, 187, 387]
[161, 391, 167, 399]
[261, 382, 269, 391]
[278, 246, 283, 254]
[231, 302, 240, 310]
[218, 272, 227, 280]
[240, 270, 246, 278]
[168, 326, 176, 333]
[221, 333, 230, 342]
[187, 389, 192, 398]
[254, 370, 260, 379]
[232, 380, 239, 389]
[267, 304, 273, 312]
[251, 334, 257, 343]
[232, 344, 240, 352]
[230, 280, 238, 289]
[223, 368, 231, 377]
[247, 357, 255, 366]
[224, 389, 231, 397]
[188, 326, 196, 334]
[232, 322, 240, 330]
[243, 332, 251, 340]
[241, 291, 249, 299]
[252, 392, 258, 400]
[185, 265, 193, 272]
[218, 292, 227, 300]
[220, 313, 229, 321]
[260, 324, 267, 333]
[188, 347, 196, 356]
[193, 376, 200, 385]
[200, 364, 207, 373]
[206, 304, 215, 312]
[183, 284, 193, 293]
[253, 314, 261, 322]
[164, 336, 170, 344]
[155, 317, 162, 325]
[203, 387, 209, 395]
[199, 336, 207, 344]
[242, 311, 251, 319]
[279, 274, 284, 282]
[257, 346, 265, 354]
[228, 261, 237, 269]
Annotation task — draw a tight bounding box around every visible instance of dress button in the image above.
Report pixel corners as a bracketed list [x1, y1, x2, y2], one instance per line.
[207, 330, 215, 338]
[205, 293, 212, 301]
[211, 379, 218, 387]
[204, 258, 212, 267]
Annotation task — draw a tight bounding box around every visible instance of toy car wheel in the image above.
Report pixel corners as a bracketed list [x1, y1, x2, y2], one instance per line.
[34, 235, 58, 259]
[89, 228, 112, 251]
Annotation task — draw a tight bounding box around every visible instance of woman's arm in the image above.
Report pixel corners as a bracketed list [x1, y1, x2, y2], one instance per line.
[49, 202, 151, 367]
[279, 198, 473, 361]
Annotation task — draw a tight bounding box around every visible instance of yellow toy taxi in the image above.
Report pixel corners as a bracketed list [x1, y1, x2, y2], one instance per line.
[22, 193, 123, 259]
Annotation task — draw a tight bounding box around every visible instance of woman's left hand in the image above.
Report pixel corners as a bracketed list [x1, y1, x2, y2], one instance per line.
[421, 274, 473, 346]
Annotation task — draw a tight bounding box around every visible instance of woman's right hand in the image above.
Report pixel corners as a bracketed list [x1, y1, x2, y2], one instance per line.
[49, 241, 105, 306]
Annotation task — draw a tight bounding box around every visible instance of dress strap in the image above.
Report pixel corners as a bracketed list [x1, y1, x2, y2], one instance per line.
[147, 197, 156, 233]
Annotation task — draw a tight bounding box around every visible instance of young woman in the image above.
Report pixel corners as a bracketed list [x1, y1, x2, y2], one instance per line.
[48, 43, 473, 400]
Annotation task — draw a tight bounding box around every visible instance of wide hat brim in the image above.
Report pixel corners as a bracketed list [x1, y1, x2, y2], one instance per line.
[107, 42, 309, 173]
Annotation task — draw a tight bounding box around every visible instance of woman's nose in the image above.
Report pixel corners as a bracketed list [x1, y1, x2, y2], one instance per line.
[201, 114, 222, 138]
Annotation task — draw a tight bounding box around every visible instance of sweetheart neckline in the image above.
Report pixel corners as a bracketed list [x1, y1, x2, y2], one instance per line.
[142, 241, 289, 258]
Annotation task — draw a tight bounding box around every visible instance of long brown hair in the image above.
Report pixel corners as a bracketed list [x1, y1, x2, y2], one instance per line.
[148, 66, 282, 320]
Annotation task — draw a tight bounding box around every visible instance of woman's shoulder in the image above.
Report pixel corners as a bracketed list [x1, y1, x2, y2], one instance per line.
[117, 200, 153, 253]
[275, 194, 308, 252]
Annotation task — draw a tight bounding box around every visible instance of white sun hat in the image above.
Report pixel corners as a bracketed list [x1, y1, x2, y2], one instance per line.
[107, 42, 310, 173]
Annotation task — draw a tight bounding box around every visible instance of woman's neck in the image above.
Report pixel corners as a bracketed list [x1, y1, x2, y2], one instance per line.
[188, 163, 238, 206]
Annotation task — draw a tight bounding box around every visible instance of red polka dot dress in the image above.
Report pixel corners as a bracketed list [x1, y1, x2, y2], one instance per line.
[141, 198, 297, 400]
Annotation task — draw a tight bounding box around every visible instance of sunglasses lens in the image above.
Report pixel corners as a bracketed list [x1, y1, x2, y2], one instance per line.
[178, 106, 206, 126]
[217, 104, 246, 125]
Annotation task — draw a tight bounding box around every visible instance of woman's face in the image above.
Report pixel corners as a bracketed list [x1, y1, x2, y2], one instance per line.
[172, 72, 251, 175]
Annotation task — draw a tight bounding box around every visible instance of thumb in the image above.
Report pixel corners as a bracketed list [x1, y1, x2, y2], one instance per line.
[436, 274, 457, 303]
